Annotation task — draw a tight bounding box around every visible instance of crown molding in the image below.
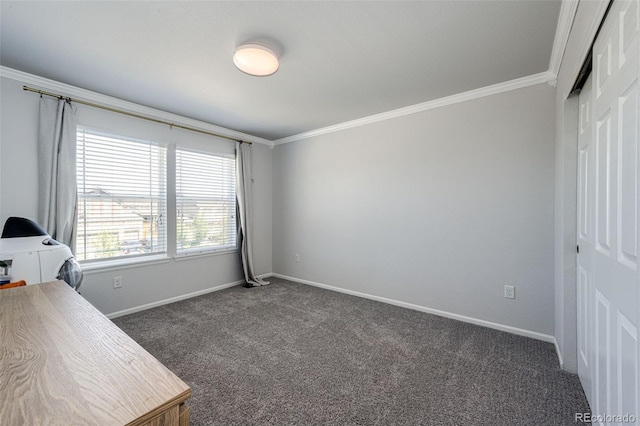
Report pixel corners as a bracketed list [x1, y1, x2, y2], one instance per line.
[0, 66, 274, 147]
[548, 0, 580, 78]
[273, 71, 555, 145]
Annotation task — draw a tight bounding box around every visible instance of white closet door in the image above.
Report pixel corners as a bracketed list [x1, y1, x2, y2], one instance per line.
[589, 0, 639, 421]
[577, 73, 594, 408]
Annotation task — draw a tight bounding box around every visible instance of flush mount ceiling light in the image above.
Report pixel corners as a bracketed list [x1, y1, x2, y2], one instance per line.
[233, 44, 279, 77]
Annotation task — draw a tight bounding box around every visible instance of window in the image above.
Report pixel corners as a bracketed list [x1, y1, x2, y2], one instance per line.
[75, 128, 237, 265]
[176, 147, 236, 254]
[76, 128, 167, 261]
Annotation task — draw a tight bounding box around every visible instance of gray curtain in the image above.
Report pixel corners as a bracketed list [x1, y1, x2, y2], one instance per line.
[38, 96, 78, 249]
[236, 142, 269, 287]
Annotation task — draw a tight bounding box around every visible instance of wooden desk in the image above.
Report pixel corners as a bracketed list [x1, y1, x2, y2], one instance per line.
[0, 280, 191, 425]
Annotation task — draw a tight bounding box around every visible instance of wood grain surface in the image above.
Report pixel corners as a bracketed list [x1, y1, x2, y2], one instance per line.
[0, 281, 190, 425]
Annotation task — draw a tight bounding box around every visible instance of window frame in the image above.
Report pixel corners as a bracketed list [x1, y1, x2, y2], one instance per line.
[174, 145, 238, 258]
[76, 127, 168, 265]
[76, 126, 238, 270]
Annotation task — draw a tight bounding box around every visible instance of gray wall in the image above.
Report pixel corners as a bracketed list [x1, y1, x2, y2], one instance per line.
[0, 75, 272, 315]
[553, 1, 609, 373]
[273, 83, 557, 336]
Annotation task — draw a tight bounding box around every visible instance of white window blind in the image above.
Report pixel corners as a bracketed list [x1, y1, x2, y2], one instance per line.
[176, 147, 236, 254]
[76, 128, 167, 262]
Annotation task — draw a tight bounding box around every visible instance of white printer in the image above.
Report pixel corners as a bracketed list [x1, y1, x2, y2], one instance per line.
[0, 217, 82, 290]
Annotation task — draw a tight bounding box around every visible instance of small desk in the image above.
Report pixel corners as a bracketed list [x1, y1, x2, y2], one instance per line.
[0, 280, 191, 425]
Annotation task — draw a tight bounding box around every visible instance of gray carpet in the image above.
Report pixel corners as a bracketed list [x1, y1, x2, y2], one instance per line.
[113, 277, 590, 425]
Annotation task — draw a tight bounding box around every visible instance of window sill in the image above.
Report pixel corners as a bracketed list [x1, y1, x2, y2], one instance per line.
[80, 248, 237, 274]
[173, 248, 237, 262]
[82, 255, 171, 274]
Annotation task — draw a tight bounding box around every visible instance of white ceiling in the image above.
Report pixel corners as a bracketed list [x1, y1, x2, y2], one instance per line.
[0, 1, 561, 141]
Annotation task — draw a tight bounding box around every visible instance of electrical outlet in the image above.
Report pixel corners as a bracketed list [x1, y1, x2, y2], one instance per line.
[504, 285, 515, 299]
[294, 254, 300, 262]
[113, 276, 122, 289]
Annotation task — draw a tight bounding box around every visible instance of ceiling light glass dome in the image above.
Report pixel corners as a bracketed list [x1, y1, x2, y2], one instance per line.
[233, 44, 279, 76]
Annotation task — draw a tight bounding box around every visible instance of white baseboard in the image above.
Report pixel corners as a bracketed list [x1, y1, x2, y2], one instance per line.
[553, 337, 564, 369]
[106, 280, 243, 319]
[106, 272, 275, 319]
[271, 273, 556, 344]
